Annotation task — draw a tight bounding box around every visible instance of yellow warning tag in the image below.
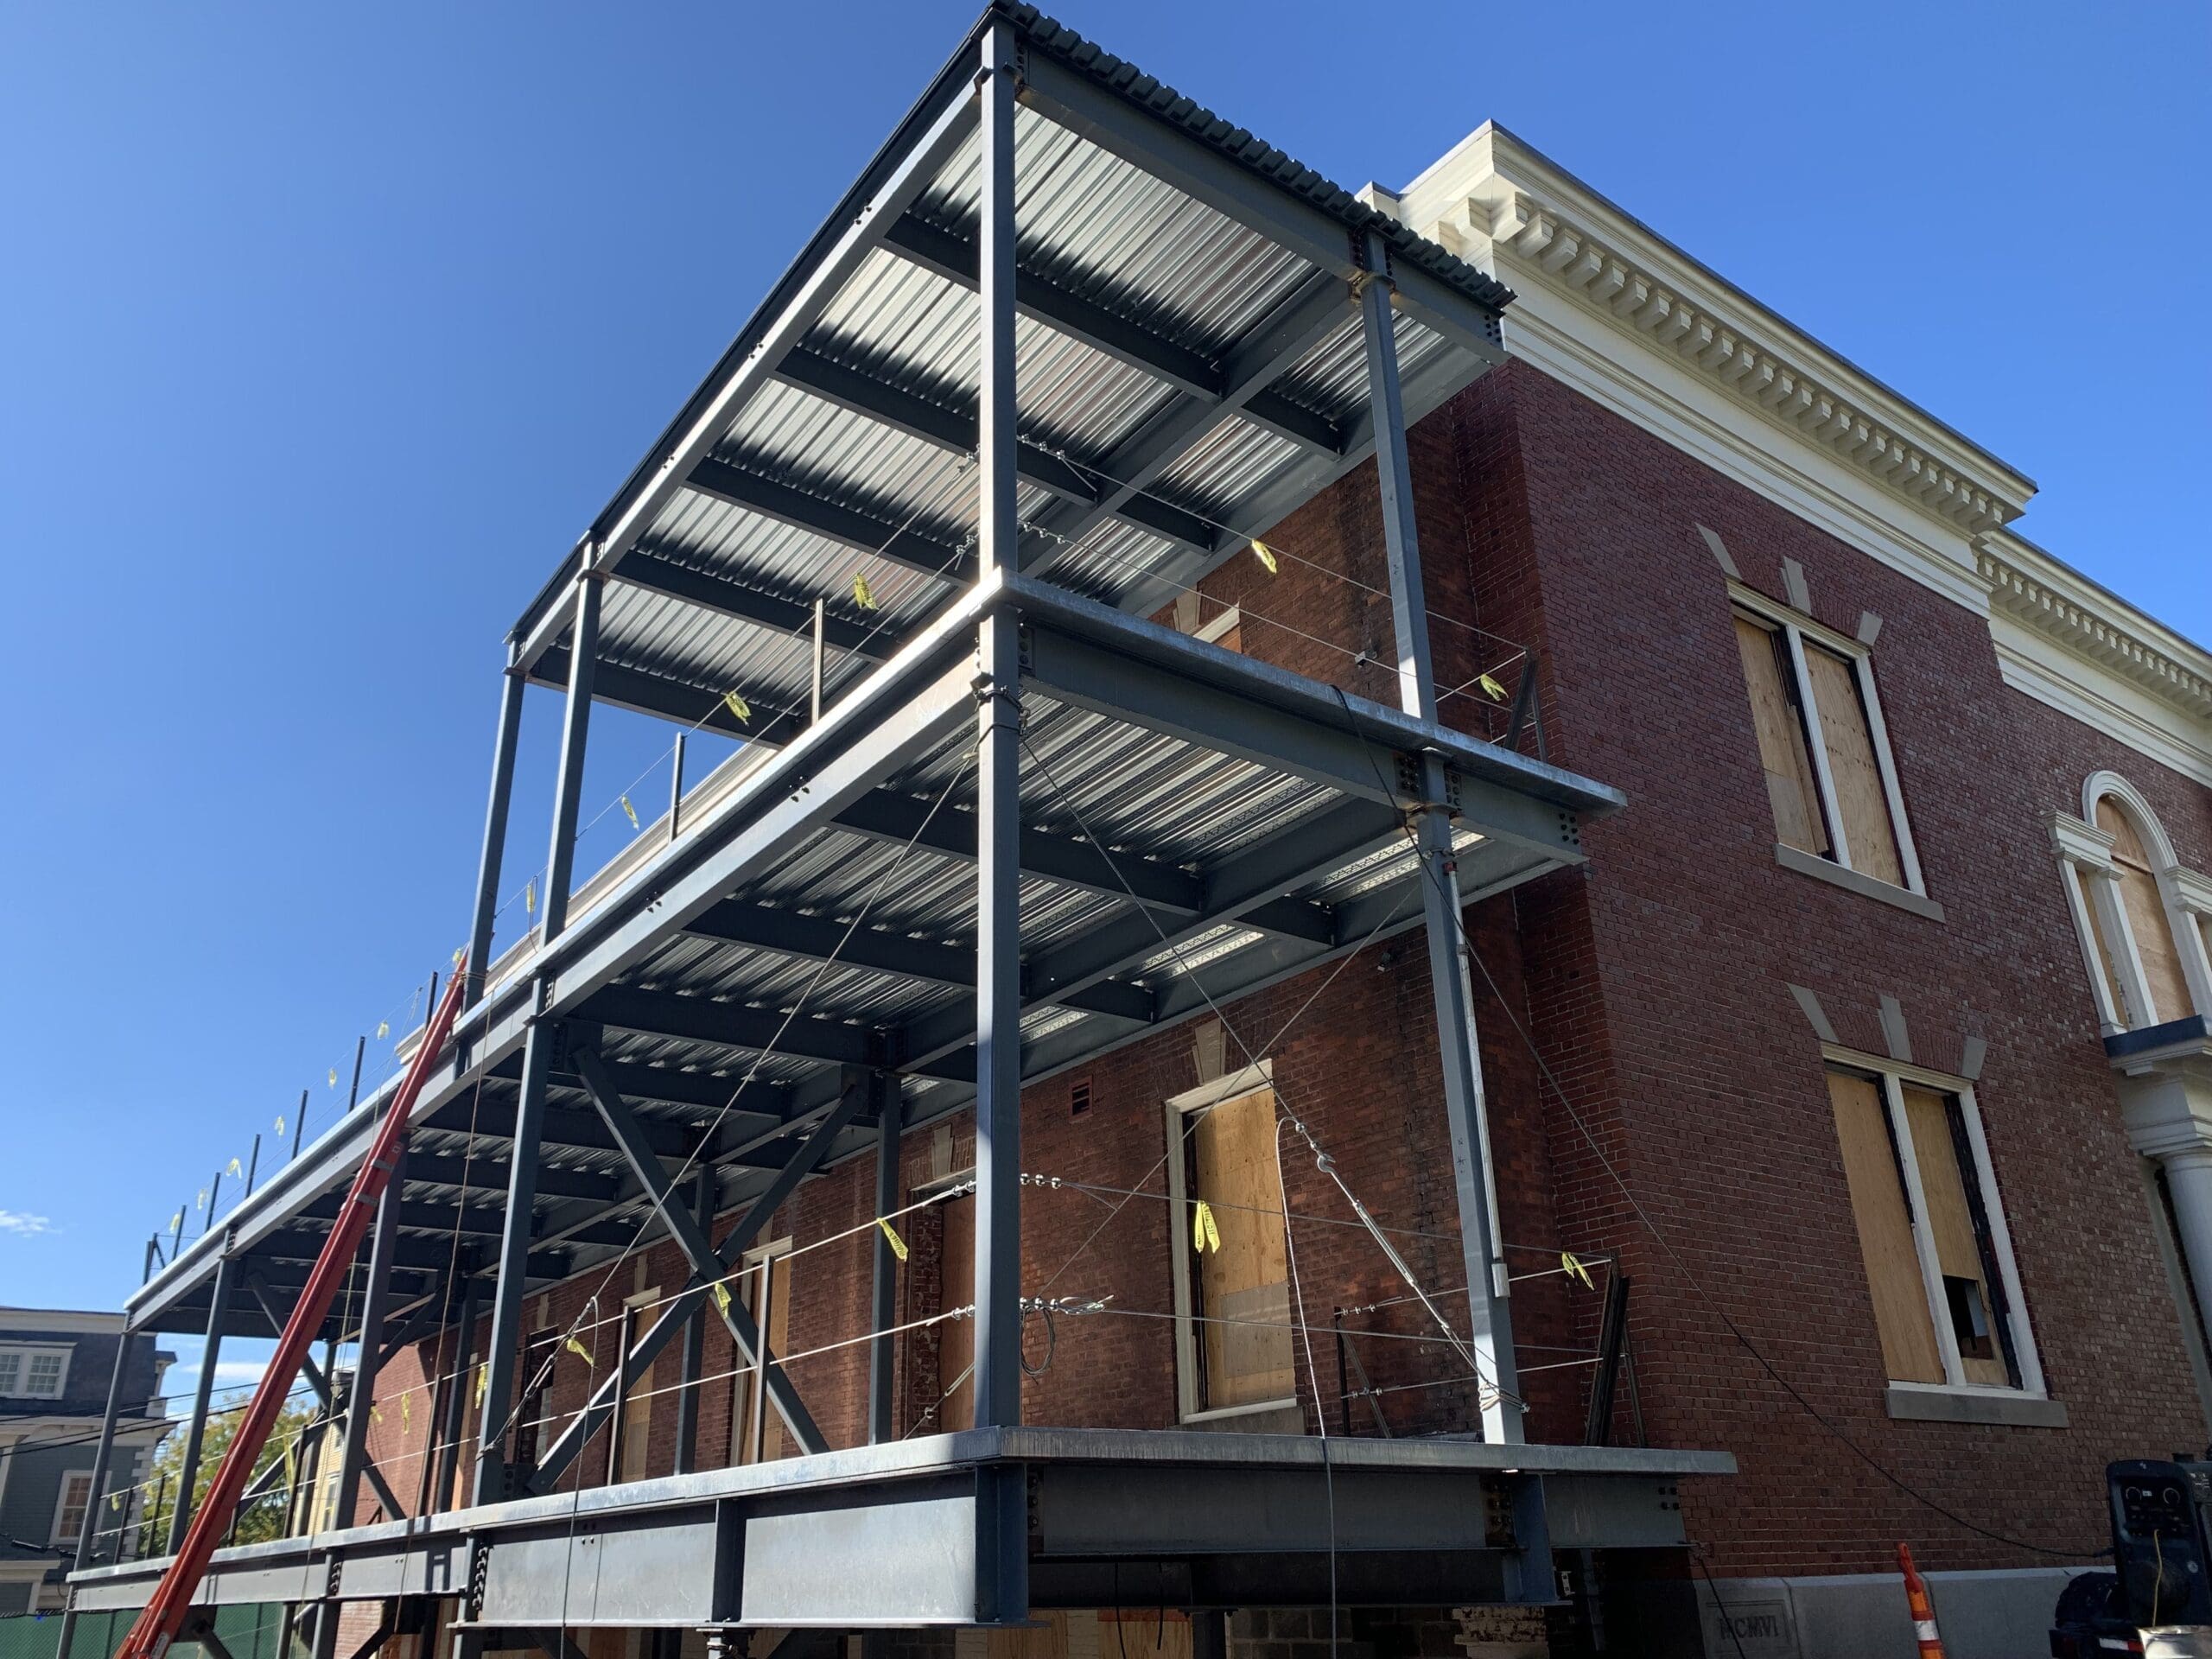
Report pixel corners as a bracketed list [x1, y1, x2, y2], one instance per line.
[452, 947, 466, 969]
[1477, 672, 1507, 702]
[274, 1116, 286, 1138]
[877, 1217, 909, 1262]
[620, 795, 639, 830]
[1192, 1200, 1222, 1255]
[376, 1020, 389, 1040]
[401, 1392, 412, 1432]
[564, 1336, 594, 1369]
[852, 572, 877, 612]
[474, 1363, 488, 1407]
[1560, 1251, 1593, 1290]
[196, 1189, 208, 1211]
[370, 1403, 383, 1424]
[1250, 540, 1279, 575]
[722, 690, 752, 723]
[710, 1281, 732, 1317]
[170, 1211, 183, 1232]
[227, 1158, 243, 1179]
[524, 880, 537, 916]
[327, 1069, 338, 1089]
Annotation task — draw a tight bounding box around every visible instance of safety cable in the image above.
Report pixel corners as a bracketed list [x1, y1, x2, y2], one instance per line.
[1321, 681, 2107, 1560]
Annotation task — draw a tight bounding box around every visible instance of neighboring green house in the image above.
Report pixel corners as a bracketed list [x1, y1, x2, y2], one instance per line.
[0, 1309, 170, 1615]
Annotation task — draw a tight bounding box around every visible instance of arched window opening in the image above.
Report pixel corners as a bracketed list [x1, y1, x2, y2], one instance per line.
[2095, 796, 2195, 1027]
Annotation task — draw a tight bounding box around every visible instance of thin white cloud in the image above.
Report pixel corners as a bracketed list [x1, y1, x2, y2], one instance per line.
[0, 1210, 52, 1236]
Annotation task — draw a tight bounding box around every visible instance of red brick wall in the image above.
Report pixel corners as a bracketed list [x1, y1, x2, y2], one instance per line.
[1454, 360, 2208, 1577]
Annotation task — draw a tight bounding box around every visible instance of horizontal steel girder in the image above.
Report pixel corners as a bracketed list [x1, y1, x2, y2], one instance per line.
[775, 346, 1217, 555]
[617, 553, 913, 666]
[683, 456, 976, 584]
[881, 213, 1341, 459]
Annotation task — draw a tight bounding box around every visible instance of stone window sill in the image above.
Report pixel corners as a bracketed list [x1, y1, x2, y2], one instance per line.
[1776, 842, 1946, 923]
[1885, 1383, 2068, 1428]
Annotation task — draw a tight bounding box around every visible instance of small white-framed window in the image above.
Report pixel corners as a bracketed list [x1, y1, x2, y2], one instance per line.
[1730, 586, 1924, 898]
[1823, 1052, 2044, 1399]
[52, 1470, 94, 1545]
[0, 1344, 70, 1399]
[2053, 772, 2212, 1035]
[1162, 1061, 1298, 1422]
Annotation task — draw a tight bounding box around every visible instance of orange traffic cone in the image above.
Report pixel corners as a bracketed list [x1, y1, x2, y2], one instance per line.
[1897, 1543, 1947, 1659]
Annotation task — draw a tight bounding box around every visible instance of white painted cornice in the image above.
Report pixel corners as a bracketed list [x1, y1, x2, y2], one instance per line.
[1391, 124, 2035, 544]
[1982, 530, 2212, 724]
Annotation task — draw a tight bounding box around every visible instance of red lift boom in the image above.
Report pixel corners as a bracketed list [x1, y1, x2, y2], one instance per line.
[116, 969, 471, 1659]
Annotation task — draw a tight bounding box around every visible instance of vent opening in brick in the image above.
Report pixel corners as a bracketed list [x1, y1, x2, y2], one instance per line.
[1070, 1077, 1091, 1118]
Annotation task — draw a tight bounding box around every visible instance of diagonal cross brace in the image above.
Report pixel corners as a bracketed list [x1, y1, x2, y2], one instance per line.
[525, 1052, 866, 1491]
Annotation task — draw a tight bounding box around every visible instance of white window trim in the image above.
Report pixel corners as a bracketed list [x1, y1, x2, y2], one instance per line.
[1732, 580, 1926, 896]
[51, 1468, 94, 1546]
[2072, 771, 2212, 1029]
[1822, 1044, 2047, 1398]
[1161, 1060, 1292, 1425]
[1192, 605, 1243, 645]
[0, 1342, 73, 1401]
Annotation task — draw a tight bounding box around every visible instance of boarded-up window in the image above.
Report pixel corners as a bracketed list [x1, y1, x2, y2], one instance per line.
[1182, 1087, 1294, 1410]
[619, 1356, 653, 1483]
[1827, 1071, 1943, 1383]
[728, 1249, 794, 1464]
[1900, 1085, 2018, 1388]
[936, 1192, 976, 1433]
[1802, 644, 1904, 886]
[1735, 614, 1828, 855]
[2096, 798, 2193, 1027]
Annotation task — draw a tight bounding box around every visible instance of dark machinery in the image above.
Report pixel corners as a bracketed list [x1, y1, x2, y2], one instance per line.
[2051, 1459, 2212, 1658]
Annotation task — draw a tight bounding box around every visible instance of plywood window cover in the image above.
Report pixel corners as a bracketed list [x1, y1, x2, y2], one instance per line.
[1729, 580, 1926, 898]
[1819, 1046, 2047, 1401]
[1161, 1061, 1296, 1424]
[2058, 774, 2212, 1035]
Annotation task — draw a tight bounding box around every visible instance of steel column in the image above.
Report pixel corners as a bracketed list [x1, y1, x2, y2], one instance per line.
[971, 12, 1023, 1440]
[54, 1325, 135, 1659]
[1360, 232, 1522, 1445]
[433, 1272, 479, 1512]
[467, 650, 528, 1006]
[973, 17, 1029, 1627]
[674, 1166, 713, 1475]
[474, 1019, 556, 1503]
[541, 573, 601, 944]
[331, 1160, 409, 1533]
[168, 1253, 237, 1551]
[868, 1073, 903, 1444]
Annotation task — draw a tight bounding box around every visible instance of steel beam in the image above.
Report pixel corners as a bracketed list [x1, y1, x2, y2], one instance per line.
[466, 653, 526, 1009]
[527, 649, 771, 743]
[1014, 52, 1507, 362]
[685, 456, 973, 583]
[868, 1072, 902, 1444]
[1361, 233, 1520, 1445]
[511, 72, 982, 670]
[880, 214, 1338, 463]
[474, 1017, 556, 1505]
[617, 552, 912, 665]
[433, 1271, 478, 1514]
[571, 1046, 825, 1458]
[54, 1320, 133, 1659]
[168, 1252, 237, 1551]
[331, 1161, 410, 1536]
[540, 573, 601, 945]
[524, 1071, 866, 1491]
[673, 1166, 712, 1475]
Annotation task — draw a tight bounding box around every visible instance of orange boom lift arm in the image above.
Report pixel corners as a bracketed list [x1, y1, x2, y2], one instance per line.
[116, 968, 471, 1659]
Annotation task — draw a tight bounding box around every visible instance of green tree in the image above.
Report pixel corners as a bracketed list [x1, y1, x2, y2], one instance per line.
[142, 1396, 323, 1547]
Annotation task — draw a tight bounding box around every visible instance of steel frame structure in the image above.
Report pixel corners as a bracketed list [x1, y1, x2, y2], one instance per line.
[67, 5, 1727, 1644]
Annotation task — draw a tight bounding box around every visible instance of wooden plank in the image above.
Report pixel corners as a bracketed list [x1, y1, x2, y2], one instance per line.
[938, 1194, 976, 1433]
[1827, 1071, 1944, 1384]
[2097, 799, 2195, 1024]
[1902, 1085, 2008, 1387]
[1803, 645, 1904, 887]
[1192, 1087, 1294, 1409]
[1733, 615, 1827, 856]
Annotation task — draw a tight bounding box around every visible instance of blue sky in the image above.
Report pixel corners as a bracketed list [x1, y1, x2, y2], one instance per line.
[1, 2, 2202, 1400]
